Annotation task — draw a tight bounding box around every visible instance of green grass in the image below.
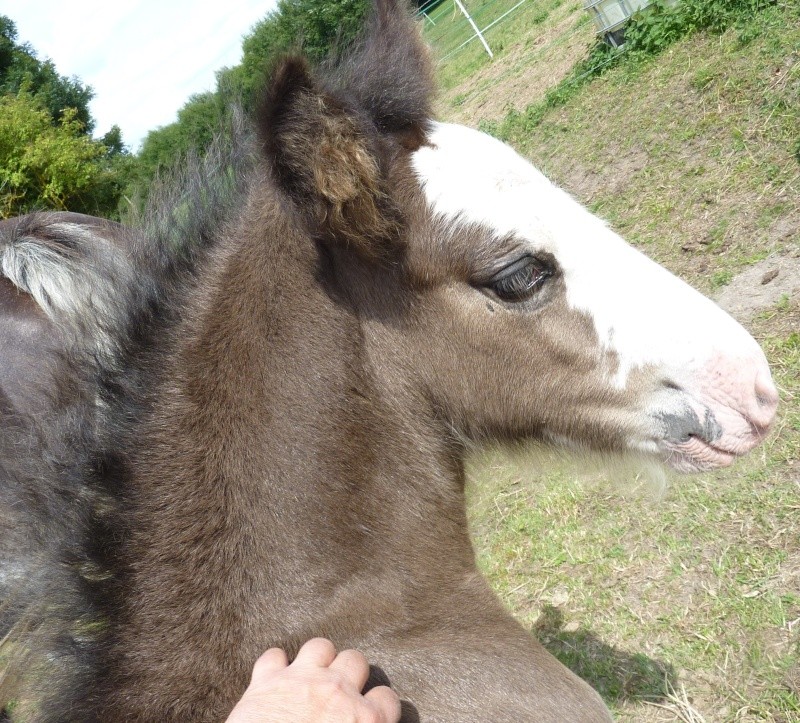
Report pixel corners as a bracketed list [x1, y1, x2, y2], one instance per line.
[423, 0, 594, 122]
[711, 269, 735, 289]
[422, 0, 578, 91]
[439, 1, 800, 719]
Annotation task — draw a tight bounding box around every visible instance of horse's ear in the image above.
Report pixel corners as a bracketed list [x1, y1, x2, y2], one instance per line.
[257, 56, 399, 261]
[327, 0, 434, 140]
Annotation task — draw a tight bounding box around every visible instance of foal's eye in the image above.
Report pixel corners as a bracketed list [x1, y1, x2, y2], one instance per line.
[486, 256, 550, 303]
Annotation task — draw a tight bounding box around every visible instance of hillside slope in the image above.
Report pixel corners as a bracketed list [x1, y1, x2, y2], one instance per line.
[439, 3, 800, 720]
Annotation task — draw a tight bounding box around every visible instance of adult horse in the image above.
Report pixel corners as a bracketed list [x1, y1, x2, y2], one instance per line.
[0, 211, 139, 413]
[0, 213, 138, 634]
[0, 2, 778, 721]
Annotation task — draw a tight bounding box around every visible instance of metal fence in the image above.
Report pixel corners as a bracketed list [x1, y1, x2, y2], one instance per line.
[414, 0, 625, 127]
[417, 0, 674, 74]
[416, 0, 533, 63]
[584, 0, 680, 46]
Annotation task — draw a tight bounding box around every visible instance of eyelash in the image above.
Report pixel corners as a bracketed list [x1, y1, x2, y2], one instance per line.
[486, 256, 551, 303]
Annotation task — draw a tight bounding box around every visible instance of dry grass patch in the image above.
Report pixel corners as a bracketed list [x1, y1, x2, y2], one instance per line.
[424, 0, 594, 122]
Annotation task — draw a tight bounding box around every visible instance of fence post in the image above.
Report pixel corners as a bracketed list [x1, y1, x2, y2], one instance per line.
[453, 0, 494, 59]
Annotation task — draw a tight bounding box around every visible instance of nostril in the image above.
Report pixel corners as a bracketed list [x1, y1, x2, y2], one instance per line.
[754, 367, 779, 408]
[749, 366, 779, 431]
[756, 393, 775, 408]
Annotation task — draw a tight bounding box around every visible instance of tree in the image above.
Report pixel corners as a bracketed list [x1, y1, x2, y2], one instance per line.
[101, 125, 127, 157]
[0, 14, 95, 134]
[134, 91, 227, 184]
[0, 16, 17, 76]
[0, 16, 131, 218]
[0, 93, 113, 217]
[270, 0, 370, 62]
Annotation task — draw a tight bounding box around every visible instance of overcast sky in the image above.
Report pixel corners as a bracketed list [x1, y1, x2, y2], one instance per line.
[2, 1, 278, 150]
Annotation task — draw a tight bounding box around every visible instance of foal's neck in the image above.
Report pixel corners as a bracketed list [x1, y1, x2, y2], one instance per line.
[95, 200, 477, 721]
[131, 204, 472, 591]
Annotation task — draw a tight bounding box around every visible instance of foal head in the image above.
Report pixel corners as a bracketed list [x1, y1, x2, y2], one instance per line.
[402, 124, 778, 471]
[259, 0, 777, 474]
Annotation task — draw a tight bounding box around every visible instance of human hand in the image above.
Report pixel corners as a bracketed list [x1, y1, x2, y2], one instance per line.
[225, 638, 401, 722]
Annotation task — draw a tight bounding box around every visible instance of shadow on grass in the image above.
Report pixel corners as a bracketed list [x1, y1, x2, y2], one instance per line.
[534, 605, 676, 706]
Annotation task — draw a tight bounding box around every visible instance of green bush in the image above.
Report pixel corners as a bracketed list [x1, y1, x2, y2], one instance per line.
[0, 93, 121, 217]
[624, 0, 778, 55]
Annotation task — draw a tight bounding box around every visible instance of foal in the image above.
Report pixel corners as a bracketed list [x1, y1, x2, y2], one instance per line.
[0, 3, 777, 721]
[0, 213, 137, 639]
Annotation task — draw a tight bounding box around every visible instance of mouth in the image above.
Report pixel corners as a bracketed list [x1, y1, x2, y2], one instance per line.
[646, 388, 774, 473]
[662, 435, 742, 473]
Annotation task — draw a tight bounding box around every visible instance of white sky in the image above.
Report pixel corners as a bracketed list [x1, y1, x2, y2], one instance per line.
[2, 1, 278, 151]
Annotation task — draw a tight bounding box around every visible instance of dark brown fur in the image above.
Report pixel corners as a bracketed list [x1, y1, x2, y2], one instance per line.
[259, 57, 401, 259]
[1, 3, 616, 721]
[0, 276, 55, 413]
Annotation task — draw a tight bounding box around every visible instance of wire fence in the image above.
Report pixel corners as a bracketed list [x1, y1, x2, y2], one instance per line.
[417, 0, 536, 63]
[415, 0, 627, 118]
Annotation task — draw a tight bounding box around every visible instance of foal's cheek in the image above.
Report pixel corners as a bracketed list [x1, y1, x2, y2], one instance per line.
[402, 289, 548, 429]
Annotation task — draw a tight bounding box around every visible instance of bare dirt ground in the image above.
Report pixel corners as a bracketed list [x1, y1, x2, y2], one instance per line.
[716, 254, 800, 323]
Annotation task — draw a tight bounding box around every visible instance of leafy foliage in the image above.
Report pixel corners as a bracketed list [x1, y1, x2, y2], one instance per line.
[0, 15, 134, 218]
[0, 16, 95, 133]
[135, 92, 229, 182]
[101, 125, 126, 157]
[266, 0, 370, 62]
[0, 93, 121, 217]
[624, 0, 778, 54]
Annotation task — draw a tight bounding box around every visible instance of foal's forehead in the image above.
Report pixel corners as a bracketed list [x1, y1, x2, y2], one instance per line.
[411, 122, 604, 251]
[413, 122, 538, 191]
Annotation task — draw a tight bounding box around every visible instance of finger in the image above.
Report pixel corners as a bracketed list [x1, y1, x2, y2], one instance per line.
[250, 647, 289, 682]
[293, 637, 337, 668]
[364, 685, 402, 723]
[328, 649, 371, 691]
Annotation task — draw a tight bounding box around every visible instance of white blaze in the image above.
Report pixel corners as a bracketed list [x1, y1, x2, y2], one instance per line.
[411, 122, 766, 389]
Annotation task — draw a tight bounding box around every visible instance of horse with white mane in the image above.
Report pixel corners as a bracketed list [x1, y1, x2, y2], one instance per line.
[0, 2, 777, 720]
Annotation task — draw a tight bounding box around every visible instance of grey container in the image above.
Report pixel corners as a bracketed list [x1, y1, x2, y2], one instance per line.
[584, 0, 679, 47]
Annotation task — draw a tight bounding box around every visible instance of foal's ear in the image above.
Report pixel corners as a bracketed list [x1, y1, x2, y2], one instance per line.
[257, 57, 398, 260]
[328, 0, 434, 139]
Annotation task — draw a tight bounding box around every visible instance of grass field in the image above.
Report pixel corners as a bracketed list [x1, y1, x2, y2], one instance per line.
[433, 1, 800, 719]
[423, 0, 595, 122]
